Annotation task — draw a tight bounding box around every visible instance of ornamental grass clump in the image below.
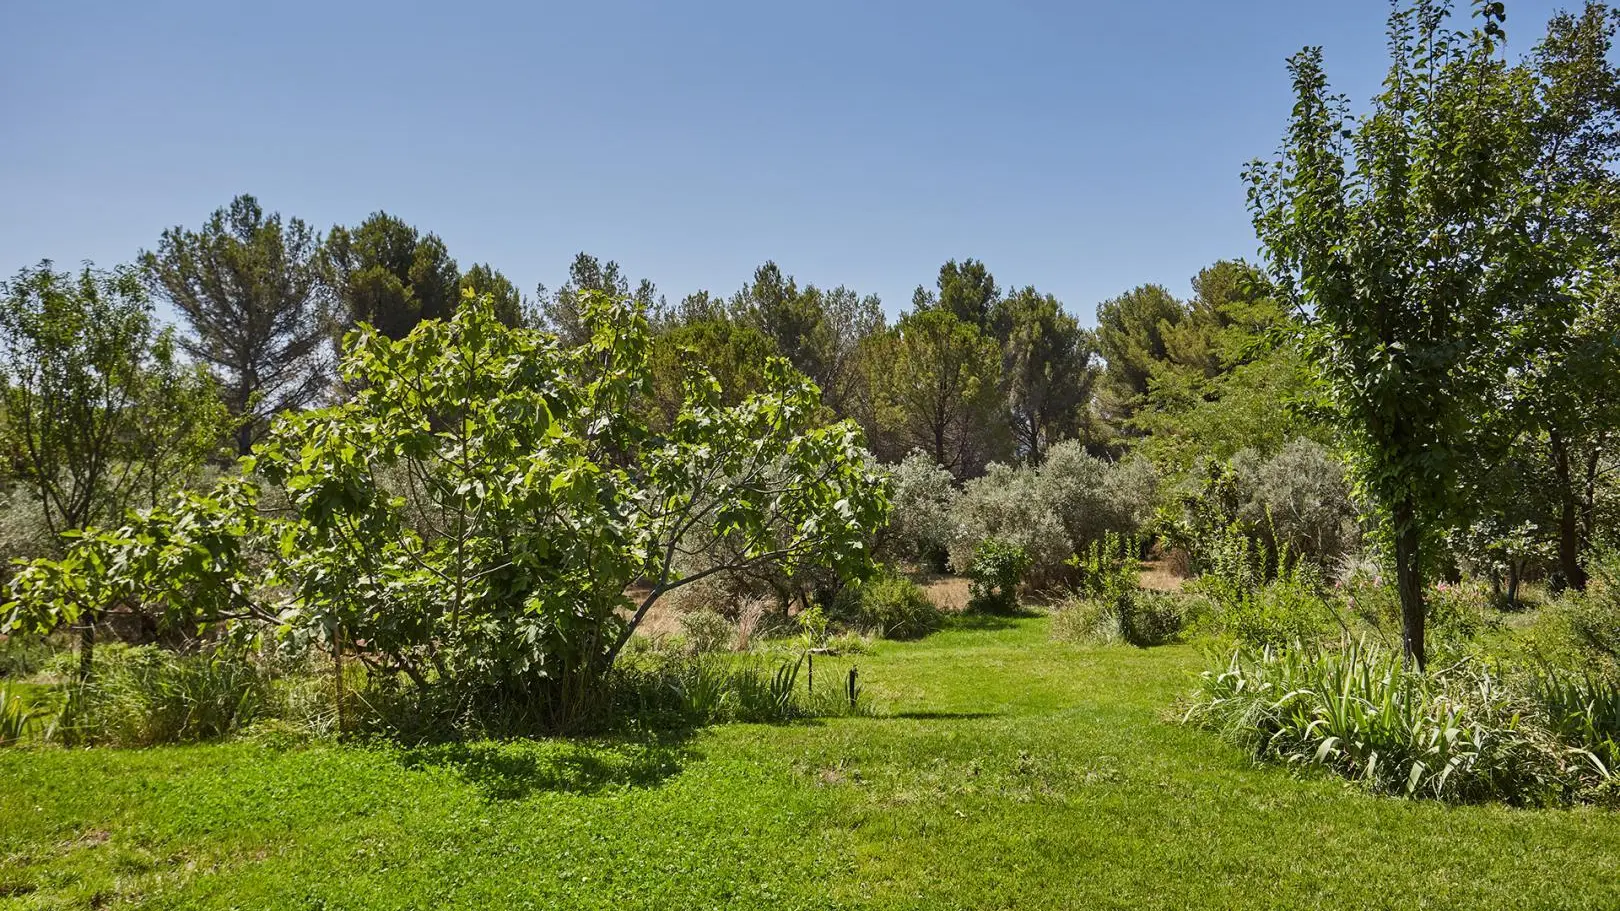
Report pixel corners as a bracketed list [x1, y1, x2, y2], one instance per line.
[1183, 640, 1616, 805]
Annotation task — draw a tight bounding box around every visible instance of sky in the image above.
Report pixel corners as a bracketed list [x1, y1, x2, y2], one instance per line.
[0, 0, 1586, 325]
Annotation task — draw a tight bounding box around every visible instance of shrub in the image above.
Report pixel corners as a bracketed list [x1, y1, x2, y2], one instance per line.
[950, 447, 1159, 590]
[856, 574, 942, 640]
[1530, 668, 1620, 776]
[611, 653, 869, 727]
[950, 463, 1070, 586]
[1183, 641, 1610, 804]
[1052, 534, 1182, 647]
[0, 684, 36, 746]
[1428, 582, 1491, 644]
[1227, 577, 1333, 648]
[678, 608, 736, 655]
[884, 452, 958, 571]
[0, 633, 53, 680]
[5, 295, 889, 734]
[1067, 533, 1140, 604]
[1564, 555, 1620, 666]
[1232, 439, 1359, 568]
[966, 539, 1030, 613]
[1053, 590, 1194, 647]
[50, 645, 267, 747]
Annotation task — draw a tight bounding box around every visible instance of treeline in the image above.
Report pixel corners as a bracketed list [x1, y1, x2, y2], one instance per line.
[6, 190, 1306, 495]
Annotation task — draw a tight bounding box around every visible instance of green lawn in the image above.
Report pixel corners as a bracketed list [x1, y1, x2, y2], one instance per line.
[3, 616, 1618, 910]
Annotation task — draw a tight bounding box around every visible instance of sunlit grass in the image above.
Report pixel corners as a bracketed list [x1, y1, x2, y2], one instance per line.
[3, 616, 1619, 909]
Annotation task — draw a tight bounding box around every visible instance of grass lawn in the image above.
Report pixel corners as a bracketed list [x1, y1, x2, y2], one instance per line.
[3, 615, 1618, 910]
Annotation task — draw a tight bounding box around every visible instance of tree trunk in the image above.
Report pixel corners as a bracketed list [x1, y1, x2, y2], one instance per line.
[1393, 497, 1426, 671]
[77, 622, 95, 681]
[1550, 432, 1589, 591]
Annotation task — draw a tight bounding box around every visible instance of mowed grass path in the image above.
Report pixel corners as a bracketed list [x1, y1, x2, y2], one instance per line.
[4, 617, 1619, 910]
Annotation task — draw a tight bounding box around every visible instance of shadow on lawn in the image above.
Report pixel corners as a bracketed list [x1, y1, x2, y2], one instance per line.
[889, 711, 1000, 721]
[395, 730, 698, 800]
[941, 608, 1042, 632]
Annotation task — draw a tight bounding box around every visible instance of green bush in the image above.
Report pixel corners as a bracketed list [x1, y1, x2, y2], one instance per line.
[1183, 641, 1615, 805]
[1428, 582, 1492, 644]
[1052, 590, 1196, 647]
[0, 684, 37, 746]
[678, 608, 736, 655]
[610, 653, 869, 727]
[966, 539, 1030, 613]
[1564, 556, 1620, 666]
[4, 296, 888, 735]
[49, 645, 267, 747]
[1531, 668, 1620, 777]
[857, 574, 942, 640]
[883, 452, 958, 572]
[1066, 532, 1140, 604]
[0, 634, 54, 679]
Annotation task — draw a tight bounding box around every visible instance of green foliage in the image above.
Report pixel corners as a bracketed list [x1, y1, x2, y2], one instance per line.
[949, 445, 1158, 588]
[458, 263, 525, 328]
[1066, 532, 1140, 605]
[861, 308, 1007, 478]
[855, 573, 942, 640]
[0, 262, 227, 540]
[536, 252, 660, 347]
[1189, 527, 1334, 648]
[611, 651, 862, 727]
[1165, 441, 1357, 576]
[677, 608, 735, 656]
[949, 461, 1071, 584]
[731, 262, 883, 415]
[993, 286, 1098, 464]
[0, 684, 37, 745]
[1558, 552, 1620, 667]
[140, 194, 333, 454]
[1184, 641, 1612, 804]
[1246, 0, 1620, 666]
[47, 644, 267, 747]
[1094, 283, 1184, 423]
[966, 539, 1030, 614]
[915, 257, 1000, 330]
[647, 317, 776, 429]
[1531, 667, 1620, 777]
[323, 211, 461, 340]
[1053, 589, 1195, 648]
[5, 293, 887, 733]
[881, 451, 957, 571]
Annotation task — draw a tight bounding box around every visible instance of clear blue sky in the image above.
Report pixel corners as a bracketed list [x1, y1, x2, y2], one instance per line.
[0, 0, 1580, 325]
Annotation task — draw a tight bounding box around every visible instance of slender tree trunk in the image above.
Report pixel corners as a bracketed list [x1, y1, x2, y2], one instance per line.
[77, 622, 95, 681]
[1550, 431, 1589, 591]
[1392, 497, 1426, 671]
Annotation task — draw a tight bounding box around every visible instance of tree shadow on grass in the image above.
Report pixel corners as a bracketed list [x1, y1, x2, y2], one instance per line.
[941, 608, 1041, 632]
[888, 711, 1001, 721]
[395, 729, 698, 800]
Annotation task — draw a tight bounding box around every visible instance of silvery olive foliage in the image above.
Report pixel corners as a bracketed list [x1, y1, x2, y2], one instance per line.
[882, 450, 959, 571]
[949, 443, 1158, 587]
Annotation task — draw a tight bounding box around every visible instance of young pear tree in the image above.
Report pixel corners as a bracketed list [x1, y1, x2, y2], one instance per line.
[1248, 0, 1534, 667]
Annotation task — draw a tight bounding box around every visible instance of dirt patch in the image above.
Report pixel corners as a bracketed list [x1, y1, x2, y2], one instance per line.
[906, 573, 972, 613]
[1136, 560, 1187, 593]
